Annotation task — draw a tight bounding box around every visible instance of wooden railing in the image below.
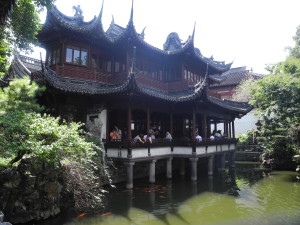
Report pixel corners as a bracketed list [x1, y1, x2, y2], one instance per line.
[103, 138, 237, 148]
[51, 64, 128, 84]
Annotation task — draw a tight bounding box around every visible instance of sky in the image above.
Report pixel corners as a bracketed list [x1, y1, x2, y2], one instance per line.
[31, 0, 300, 74]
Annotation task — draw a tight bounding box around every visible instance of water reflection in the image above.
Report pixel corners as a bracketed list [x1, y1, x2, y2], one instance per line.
[64, 165, 300, 225]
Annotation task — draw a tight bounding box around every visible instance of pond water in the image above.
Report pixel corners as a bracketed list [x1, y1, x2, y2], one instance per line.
[36, 163, 300, 225]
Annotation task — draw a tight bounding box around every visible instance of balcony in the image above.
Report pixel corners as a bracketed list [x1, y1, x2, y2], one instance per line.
[103, 138, 237, 161]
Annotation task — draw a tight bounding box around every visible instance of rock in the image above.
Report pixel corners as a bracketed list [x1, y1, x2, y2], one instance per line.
[0, 211, 12, 225]
[0, 157, 62, 224]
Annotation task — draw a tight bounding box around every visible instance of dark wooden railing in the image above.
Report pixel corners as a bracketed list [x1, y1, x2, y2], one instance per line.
[103, 138, 237, 153]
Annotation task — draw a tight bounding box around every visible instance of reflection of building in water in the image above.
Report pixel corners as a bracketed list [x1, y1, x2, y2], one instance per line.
[2, 2, 253, 188]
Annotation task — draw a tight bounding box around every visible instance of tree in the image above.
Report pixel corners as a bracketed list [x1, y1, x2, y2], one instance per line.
[0, 78, 95, 168]
[0, 78, 106, 212]
[232, 76, 258, 102]
[0, 0, 55, 76]
[250, 26, 300, 170]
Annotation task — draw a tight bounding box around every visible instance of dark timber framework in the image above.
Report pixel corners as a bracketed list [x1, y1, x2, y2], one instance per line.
[28, 1, 252, 188]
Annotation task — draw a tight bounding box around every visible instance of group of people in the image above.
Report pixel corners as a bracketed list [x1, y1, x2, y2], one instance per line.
[210, 130, 227, 140]
[133, 130, 173, 144]
[109, 126, 122, 140]
[109, 126, 227, 143]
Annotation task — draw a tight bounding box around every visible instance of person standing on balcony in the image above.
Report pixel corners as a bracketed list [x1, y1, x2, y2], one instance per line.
[195, 133, 202, 142]
[115, 126, 122, 139]
[144, 133, 153, 144]
[165, 131, 172, 140]
[110, 129, 118, 140]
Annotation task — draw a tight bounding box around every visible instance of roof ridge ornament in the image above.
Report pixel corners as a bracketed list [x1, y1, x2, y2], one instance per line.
[72, 5, 83, 20]
[111, 14, 114, 24]
[192, 22, 196, 41]
[129, 0, 134, 24]
[100, 0, 104, 20]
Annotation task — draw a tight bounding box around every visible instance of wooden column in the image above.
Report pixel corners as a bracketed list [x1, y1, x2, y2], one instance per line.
[225, 120, 229, 137]
[192, 108, 196, 138]
[127, 105, 132, 140]
[147, 105, 150, 133]
[232, 119, 235, 138]
[203, 114, 207, 139]
[106, 109, 110, 140]
[170, 111, 173, 135]
[229, 120, 232, 138]
[207, 117, 211, 137]
[214, 121, 217, 131]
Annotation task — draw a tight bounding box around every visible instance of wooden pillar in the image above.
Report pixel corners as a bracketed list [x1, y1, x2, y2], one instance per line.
[166, 157, 172, 179]
[127, 105, 132, 140]
[207, 117, 211, 136]
[106, 109, 110, 140]
[208, 155, 214, 176]
[225, 120, 228, 137]
[192, 108, 196, 138]
[170, 111, 173, 135]
[229, 120, 232, 138]
[190, 158, 198, 181]
[232, 119, 235, 138]
[147, 106, 150, 133]
[203, 114, 207, 139]
[125, 162, 135, 189]
[149, 160, 156, 183]
[214, 122, 217, 131]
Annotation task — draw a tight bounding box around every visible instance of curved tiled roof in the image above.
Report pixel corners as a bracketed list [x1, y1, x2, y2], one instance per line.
[207, 96, 253, 113]
[38, 4, 232, 73]
[209, 66, 264, 87]
[39, 67, 207, 102]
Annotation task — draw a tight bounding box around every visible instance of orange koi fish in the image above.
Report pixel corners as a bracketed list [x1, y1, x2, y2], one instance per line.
[76, 213, 87, 219]
[101, 212, 112, 216]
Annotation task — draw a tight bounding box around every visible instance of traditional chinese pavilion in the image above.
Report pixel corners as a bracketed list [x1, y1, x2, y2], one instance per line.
[30, 2, 253, 187]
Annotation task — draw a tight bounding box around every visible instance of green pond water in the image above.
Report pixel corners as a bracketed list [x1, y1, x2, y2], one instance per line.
[40, 163, 300, 225]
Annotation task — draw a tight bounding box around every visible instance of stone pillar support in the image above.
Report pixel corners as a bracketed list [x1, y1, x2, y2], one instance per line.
[208, 155, 214, 176]
[230, 151, 236, 168]
[220, 153, 226, 171]
[125, 161, 135, 189]
[166, 157, 173, 179]
[190, 158, 199, 181]
[149, 160, 157, 183]
[180, 158, 185, 176]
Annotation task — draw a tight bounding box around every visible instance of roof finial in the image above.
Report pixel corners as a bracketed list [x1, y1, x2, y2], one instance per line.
[192, 22, 196, 40]
[99, 0, 104, 19]
[111, 14, 114, 24]
[141, 26, 146, 39]
[130, 0, 134, 23]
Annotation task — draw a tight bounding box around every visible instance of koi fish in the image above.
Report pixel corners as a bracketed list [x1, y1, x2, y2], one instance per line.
[101, 212, 112, 216]
[76, 213, 87, 219]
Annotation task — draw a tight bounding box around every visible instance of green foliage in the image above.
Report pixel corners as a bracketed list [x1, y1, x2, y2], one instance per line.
[237, 129, 256, 145]
[0, 78, 95, 168]
[0, 111, 94, 168]
[0, 77, 45, 113]
[250, 26, 300, 170]
[0, 0, 55, 73]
